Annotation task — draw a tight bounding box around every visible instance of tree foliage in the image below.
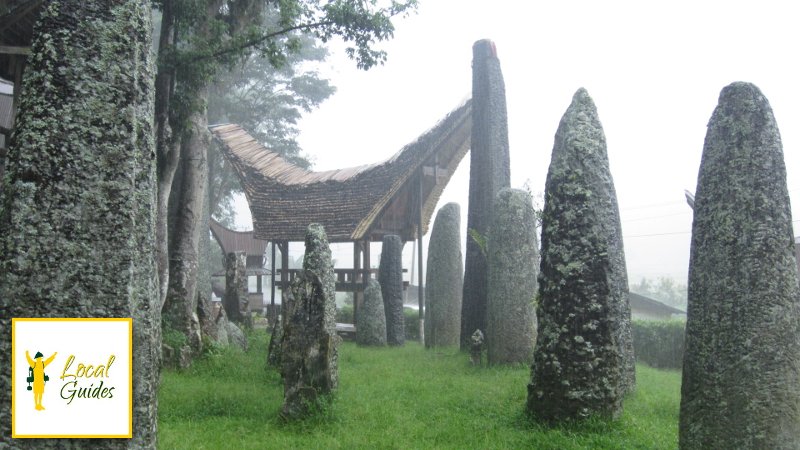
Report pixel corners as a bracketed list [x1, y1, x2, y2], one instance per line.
[206, 31, 336, 221]
[154, 0, 418, 366]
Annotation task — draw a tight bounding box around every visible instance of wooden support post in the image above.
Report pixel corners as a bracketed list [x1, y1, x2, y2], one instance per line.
[280, 241, 289, 293]
[270, 242, 276, 306]
[363, 238, 371, 281]
[353, 240, 363, 325]
[418, 170, 425, 343]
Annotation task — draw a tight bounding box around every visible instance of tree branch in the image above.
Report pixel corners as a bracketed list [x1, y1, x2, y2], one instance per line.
[190, 20, 336, 65]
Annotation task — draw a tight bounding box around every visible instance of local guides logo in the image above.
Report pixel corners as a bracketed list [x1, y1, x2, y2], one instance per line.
[12, 318, 132, 438]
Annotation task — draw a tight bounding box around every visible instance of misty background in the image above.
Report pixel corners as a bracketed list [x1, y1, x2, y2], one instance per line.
[230, 0, 800, 309]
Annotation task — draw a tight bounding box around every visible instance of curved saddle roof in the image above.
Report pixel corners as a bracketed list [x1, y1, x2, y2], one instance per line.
[209, 218, 269, 257]
[210, 100, 472, 242]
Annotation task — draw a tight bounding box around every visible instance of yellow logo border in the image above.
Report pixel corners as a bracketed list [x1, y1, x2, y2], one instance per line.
[11, 317, 133, 439]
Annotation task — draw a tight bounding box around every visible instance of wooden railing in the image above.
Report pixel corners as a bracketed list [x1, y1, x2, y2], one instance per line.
[273, 268, 407, 292]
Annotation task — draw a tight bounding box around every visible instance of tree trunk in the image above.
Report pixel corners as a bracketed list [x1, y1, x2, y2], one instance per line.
[0, 2, 159, 447]
[155, 0, 180, 309]
[163, 89, 210, 359]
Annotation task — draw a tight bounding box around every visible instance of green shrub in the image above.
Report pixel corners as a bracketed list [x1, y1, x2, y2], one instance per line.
[404, 307, 420, 341]
[632, 319, 685, 369]
[163, 327, 188, 349]
[336, 305, 354, 324]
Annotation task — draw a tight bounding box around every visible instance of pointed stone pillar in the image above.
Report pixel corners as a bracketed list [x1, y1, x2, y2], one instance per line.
[486, 189, 538, 365]
[424, 202, 463, 348]
[527, 88, 634, 422]
[0, 2, 159, 447]
[280, 224, 339, 419]
[223, 251, 249, 326]
[380, 235, 405, 346]
[461, 39, 511, 349]
[679, 82, 800, 449]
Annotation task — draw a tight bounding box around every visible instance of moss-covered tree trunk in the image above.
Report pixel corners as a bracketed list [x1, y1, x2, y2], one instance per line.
[0, 1, 160, 447]
[424, 202, 463, 348]
[154, 0, 180, 310]
[461, 39, 511, 349]
[486, 189, 538, 365]
[679, 82, 800, 450]
[527, 88, 633, 422]
[163, 94, 210, 359]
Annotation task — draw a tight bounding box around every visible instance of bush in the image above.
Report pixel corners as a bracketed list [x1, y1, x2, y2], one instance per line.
[336, 305, 354, 324]
[632, 319, 685, 369]
[404, 307, 420, 341]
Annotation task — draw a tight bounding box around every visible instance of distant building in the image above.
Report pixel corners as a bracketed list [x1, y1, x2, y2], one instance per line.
[629, 292, 685, 321]
[209, 219, 270, 312]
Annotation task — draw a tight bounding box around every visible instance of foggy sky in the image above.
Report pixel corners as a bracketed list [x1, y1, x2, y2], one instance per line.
[236, 0, 800, 285]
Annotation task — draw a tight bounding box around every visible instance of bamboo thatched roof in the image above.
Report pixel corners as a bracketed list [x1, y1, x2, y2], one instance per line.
[210, 100, 472, 242]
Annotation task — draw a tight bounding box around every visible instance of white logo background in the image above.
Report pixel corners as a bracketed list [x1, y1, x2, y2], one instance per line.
[13, 319, 132, 438]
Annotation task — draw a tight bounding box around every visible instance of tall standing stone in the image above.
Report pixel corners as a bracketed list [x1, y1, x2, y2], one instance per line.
[461, 39, 511, 349]
[486, 189, 538, 364]
[380, 235, 405, 346]
[527, 88, 634, 422]
[0, 2, 159, 448]
[280, 224, 340, 419]
[357, 279, 387, 346]
[424, 203, 463, 348]
[679, 82, 800, 449]
[223, 251, 249, 326]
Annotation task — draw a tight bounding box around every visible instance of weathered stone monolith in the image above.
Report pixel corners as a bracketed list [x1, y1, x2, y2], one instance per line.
[527, 88, 634, 422]
[461, 39, 511, 349]
[380, 235, 405, 346]
[0, 2, 159, 447]
[486, 189, 538, 365]
[266, 316, 284, 368]
[280, 224, 340, 419]
[223, 251, 250, 327]
[356, 279, 387, 346]
[679, 82, 800, 449]
[424, 203, 463, 348]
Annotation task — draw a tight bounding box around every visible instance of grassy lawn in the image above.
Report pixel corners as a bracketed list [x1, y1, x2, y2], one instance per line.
[158, 330, 680, 449]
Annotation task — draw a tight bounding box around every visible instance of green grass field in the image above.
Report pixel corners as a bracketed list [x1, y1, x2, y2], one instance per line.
[158, 330, 680, 449]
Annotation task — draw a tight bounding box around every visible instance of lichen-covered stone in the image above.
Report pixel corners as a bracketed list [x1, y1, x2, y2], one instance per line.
[356, 279, 387, 346]
[223, 251, 250, 327]
[225, 320, 247, 351]
[527, 88, 634, 422]
[0, 2, 159, 447]
[424, 203, 463, 348]
[462, 39, 511, 349]
[280, 224, 340, 419]
[380, 235, 405, 346]
[267, 317, 284, 368]
[470, 329, 485, 366]
[486, 189, 538, 365]
[679, 82, 800, 449]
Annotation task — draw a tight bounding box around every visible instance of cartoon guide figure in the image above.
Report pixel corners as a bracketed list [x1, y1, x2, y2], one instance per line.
[26, 350, 57, 411]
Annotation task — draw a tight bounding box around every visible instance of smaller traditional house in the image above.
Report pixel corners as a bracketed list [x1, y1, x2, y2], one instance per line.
[209, 219, 271, 312]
